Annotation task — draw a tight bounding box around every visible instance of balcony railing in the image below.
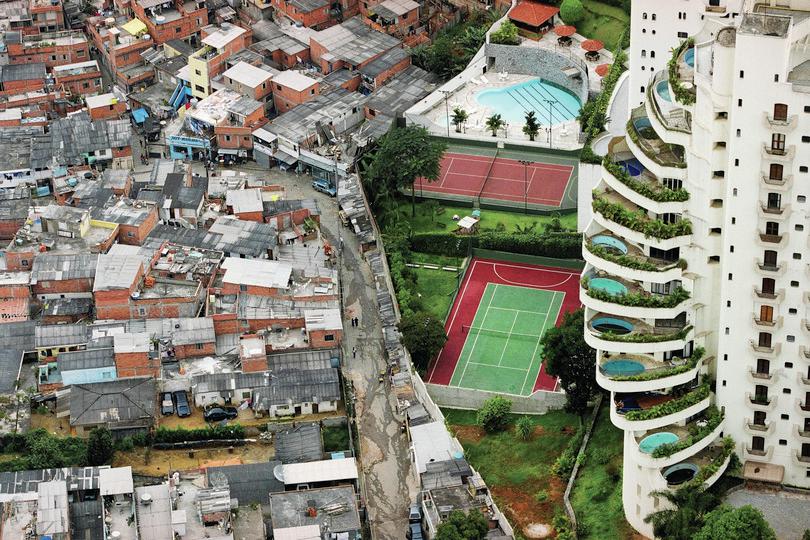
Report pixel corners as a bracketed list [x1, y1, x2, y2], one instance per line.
[762, 144, 788, 156]
[583, 236, 685, 274]
[762, 174, 791, 187]
[759, 233, 783, 244]
[626, 110, 687, 168]
[754, 287, 780, 300]
[747, 422, 769, 432]
[746, 446, 768, 457]
[750, 370, 773, 381]
[796, 453, 810, 463]
[749, 395, 771, 406]
[764, 111, 797, 129]
[760, 204, 784, 215]
[756, 261, 782, 273]
[592, 194, 693, 240]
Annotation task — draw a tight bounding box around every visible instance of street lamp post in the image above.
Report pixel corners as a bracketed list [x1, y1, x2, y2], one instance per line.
[543, 99, 557, 147]
[440, 90, 451, 138]
[518, 159, 533, 214]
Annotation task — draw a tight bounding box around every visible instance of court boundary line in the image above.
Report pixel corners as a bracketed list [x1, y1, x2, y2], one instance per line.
[488, 306, 549, 316]
[519, 290, 559, 396]
[495, 310, 519, 367]
[418, 181, 563, 205]
[441, 151, 575, 171]
[452, 283, 498, 387]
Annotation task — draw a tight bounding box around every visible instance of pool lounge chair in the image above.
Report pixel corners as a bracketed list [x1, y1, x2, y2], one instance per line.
[480, 75, 490, 84]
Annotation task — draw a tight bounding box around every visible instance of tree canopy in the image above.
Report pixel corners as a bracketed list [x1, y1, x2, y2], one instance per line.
[364, 125, 447, 216]
[476, 395, 512, 432]
[694, 505, 775, 540]
[86, 427, 115, 466]
[434, 509, 489, 540]
[398, 311, 447, 372]
[644, 486, 720, 540]
[560, 0, 585, 24]
[490, 21, 520, 45]
[538, 308, 597, 414]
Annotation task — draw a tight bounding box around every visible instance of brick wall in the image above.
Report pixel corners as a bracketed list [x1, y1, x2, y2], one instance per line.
[32, 277, 94, 298]
[308, 328, 342, 348]
[174, 341, 215, 359]
[115, 351, 160, 378]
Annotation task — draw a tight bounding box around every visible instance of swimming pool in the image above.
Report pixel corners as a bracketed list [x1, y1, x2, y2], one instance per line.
[591, 235, 628, 254]
[618, 158, 644, 177]
[639, 432, 679, 454]
[591, 317, 634, 335]
[663, 463, 698, 485]
[632, 116, 657, 139]
[684, 48, 695, 67]
[589, 277, 628, 296]
[656, 80, 672, 102]
[475, 79, 582, 125]
[602, 359, 646, 377]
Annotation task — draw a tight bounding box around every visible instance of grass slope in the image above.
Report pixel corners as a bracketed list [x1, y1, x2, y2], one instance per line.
[579, 0, 629, 51]
[413, 266, 460, 321]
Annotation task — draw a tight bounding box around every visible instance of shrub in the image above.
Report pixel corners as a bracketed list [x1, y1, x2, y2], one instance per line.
[609, 347, 704, 382]
[490, 21, 520, 45]
[603, 157, 690, 202]
[668, 38, 696, 106]
[153, 424, 246, 444]
[583, 238, 687, 273]
[534, 489, 549, 503]
[476, 396, 512, 432]
[651, 406, 723, 458]
[560, 0, 584, 24]
[515, 416, 533, 440]
[596, 325, 693, 344]
[623, 384, 710, 421]
[590, 447, 613, 465]
[582, 279, 690, 308]
[552, 427, 584, 478]
[686, 437, 735, 488]
[408, 231, 581, 259]
[592, 194, 693, 239]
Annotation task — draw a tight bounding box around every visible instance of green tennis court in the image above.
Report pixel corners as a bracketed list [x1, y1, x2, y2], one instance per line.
[449, 283, 563, 396]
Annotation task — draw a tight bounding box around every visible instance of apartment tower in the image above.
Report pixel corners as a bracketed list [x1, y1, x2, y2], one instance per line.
[583, 0, 810, 536]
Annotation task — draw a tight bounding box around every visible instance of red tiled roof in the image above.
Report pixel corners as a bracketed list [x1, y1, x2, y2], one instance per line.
[508, 1, 559, 27]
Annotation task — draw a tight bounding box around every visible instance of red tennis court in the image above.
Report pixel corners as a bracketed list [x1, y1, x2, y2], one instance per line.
[414, 152, 574, 207]
[426, 257, 582, 394]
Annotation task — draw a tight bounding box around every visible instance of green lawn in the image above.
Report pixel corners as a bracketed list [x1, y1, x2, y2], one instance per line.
[413, 266, 460, 321]
[579, 0, 629, 51]
[570, 405, 633, 539]
[399, 199, 577, 235]
[443, 408, 580, 535]
[322, 425, 351, 453]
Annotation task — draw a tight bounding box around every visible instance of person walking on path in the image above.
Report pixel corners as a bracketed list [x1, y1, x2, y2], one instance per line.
[352, 346, 357, 359]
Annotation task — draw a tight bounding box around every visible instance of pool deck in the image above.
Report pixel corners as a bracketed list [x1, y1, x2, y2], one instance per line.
[426, 73, 582, 143]
[599, 352, 675, 376]
[524, 32, 613, 94]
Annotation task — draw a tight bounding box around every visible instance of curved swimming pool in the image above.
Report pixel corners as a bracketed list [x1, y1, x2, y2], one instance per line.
[663, 462, 698, 485]
[602, 359, 646, 377]
[618, 158, 644, 177]
[591, 317, 634, 335]
[656, 80, 672, 102]
[639, 432, 679, 454]
[589, 277, 628, 296]
[475, 78, 582, 125]
[684, 48, 695, 67]
[591, 235, 628, 254]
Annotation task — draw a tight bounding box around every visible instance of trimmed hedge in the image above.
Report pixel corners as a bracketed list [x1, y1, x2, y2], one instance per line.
[623, 384, 710, 421]
[603, 157, 689, 202]
[582, 280, 691, 308]
[153, 424, 246, 444]
[409, 231, 581, 259]
[592, 194, 692, 239]
[609, 347, 704, 382]
[651, 405, 722, 458]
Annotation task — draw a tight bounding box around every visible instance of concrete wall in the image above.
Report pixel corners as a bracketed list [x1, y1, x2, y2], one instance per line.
[484, 43, 588, 106]
[425, 383, 566, 414]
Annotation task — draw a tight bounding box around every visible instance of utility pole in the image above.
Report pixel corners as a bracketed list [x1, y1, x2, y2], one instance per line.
[439, 90, 451, 138]
[543, 99, 557, 148]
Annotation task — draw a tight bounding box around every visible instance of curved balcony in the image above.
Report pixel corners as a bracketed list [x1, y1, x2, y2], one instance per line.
[626, 107, 687, 179]
[796, 398, 810, 415]
[601, 150, 688, 215]
[747, 368, 781, 384]
[756, 231, 787, 248]
[753, 314, 782, 330]
[659, 438, 731, 489]
[610, 385, 711, 431]
[761, 172, 792, 191]
[631, 411, 723, 468]
[793, 452, 810, 467]
[797, 371, 810, 386]
[645, 71, 692, 146]
[758, 203, 790, 221]
[749, 340, 781, 358]
[668, 39, 696, 108]
[586, 312, 693, 353]
[747, 393, 777, 411]
[755, 259, 785, 277]
[753, 286, 784, 302]
[744, 418, 775, 436]
[583, 234, 685, 283]
[591, 191, 692, 252]
[761, 143, 795, 161]
[581, 275, 692, 320]
[763, 111, 797, 131]
[597, 350, 704, 393]
[744, 444, 774, 462]
[794, 425, 810, 439]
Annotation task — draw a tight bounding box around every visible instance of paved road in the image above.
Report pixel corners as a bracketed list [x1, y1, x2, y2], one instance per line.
[172, 163, 416, 538]
[726, 488, 810, 540]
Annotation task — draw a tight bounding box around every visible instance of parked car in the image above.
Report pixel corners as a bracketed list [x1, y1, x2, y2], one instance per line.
[408, 503, 422, 524]
[203, 406, 238, 422]
[312, 179, 336, 197]
[160, 392, 174, 415]
[406, 523, 423, 540]
[173, 390, 191, 417]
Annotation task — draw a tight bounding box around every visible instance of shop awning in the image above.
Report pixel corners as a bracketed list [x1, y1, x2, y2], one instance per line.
[273, 149, 298, 165]
[131, 108, 149, 124]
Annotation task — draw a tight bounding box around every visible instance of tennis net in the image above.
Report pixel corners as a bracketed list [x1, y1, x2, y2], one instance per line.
[462, 325, 541, 342]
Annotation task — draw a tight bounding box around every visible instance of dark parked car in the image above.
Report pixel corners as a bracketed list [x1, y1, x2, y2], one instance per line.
[406, 523, 423, 540]
[160, 392, 174, 415]
[203, 406, 238, 422]
[173, 390, 191, 417]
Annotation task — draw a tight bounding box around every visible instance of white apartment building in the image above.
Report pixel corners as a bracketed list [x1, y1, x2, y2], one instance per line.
[583, 0, 810, 536]
[628, 0, 745, 107]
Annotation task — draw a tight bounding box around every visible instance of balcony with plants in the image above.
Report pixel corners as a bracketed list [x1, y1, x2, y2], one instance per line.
[583, 232, 686, 282]
[581, 272, 691, 319]
[646, 70, 692, 143]
[660, 436, 734, 490]
[591, 191, 692, 250]
[601, 150, 689, 214]
[610, 382, 711, 431]
[631, 405, 724, 468]
[626, 106, 687, 171]
[667, 37, 696, 106]
[597, 347, 705, 393]
[586, 310, 693, 353]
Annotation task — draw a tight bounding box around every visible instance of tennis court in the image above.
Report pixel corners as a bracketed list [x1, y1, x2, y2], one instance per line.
[428, 258, 581, 395]
[412, 143, 577, 210]
[450, 284, 562, 395]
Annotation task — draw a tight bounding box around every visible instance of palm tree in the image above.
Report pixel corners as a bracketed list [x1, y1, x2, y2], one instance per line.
[451, 107, 468, 133]
[644, 486, 720, 540]
[485, 114, 505, 137]
[523, 110, 540, 141]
